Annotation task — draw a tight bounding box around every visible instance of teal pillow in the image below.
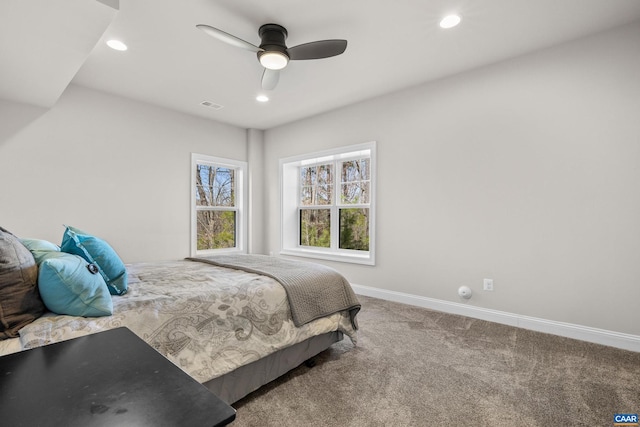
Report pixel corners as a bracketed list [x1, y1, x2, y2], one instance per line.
[60, 225, 128, 296]
[19, 238, 61, 264]
[38, 252, 113, 317]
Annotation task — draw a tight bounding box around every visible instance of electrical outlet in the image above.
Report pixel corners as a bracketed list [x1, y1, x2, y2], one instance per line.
[483, 278, 494, 291]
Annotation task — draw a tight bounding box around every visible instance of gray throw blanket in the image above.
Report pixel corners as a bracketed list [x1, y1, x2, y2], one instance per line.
[187, 254, 360, 329]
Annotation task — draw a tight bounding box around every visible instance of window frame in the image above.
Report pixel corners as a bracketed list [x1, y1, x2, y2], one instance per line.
[190, 153, 247, 256]
[280, 142, 376, 265]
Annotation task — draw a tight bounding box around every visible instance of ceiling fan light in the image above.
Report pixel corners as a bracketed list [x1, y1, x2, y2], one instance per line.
[259, 51, 289, 70]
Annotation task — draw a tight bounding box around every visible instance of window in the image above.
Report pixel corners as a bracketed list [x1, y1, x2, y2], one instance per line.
[191, 153, 247, 256]
[281, 142, 376, 265]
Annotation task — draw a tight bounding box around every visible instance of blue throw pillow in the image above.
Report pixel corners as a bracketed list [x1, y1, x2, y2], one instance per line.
[60, 225, 128, 296]
[19, 238, 61, 264]
[38, 252, 113, 317]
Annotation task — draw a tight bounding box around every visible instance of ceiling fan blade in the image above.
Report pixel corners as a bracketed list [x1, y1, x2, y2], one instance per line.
[287, 39, 347, 60]
[262, 68, 280, 90]
[196, 24, 263, 53]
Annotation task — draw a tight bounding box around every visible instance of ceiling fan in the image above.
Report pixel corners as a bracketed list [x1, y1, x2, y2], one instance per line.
[196, 23, 347, 90]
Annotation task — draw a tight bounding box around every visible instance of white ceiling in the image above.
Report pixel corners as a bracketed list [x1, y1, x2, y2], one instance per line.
[4, 0, 640, 130]
[0, 0, 117, 108]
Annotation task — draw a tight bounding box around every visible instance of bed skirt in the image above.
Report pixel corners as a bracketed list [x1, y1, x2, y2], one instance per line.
[203, 331, 343, 404]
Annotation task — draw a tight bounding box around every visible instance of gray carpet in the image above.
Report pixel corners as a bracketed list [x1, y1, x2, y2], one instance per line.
[232, 295, 640, 426]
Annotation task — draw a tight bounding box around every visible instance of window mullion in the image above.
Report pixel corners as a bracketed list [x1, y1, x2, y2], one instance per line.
[329, 205, 336, 250]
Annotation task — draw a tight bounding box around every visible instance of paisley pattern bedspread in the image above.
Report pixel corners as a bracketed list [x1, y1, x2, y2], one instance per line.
[14, 260, 358, 384]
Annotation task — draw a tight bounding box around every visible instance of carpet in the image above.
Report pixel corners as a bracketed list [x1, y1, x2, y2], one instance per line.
[232, 295, 640, 426]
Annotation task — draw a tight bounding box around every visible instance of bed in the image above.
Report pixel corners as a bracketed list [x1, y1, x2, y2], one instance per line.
[0, 227, 360, 404]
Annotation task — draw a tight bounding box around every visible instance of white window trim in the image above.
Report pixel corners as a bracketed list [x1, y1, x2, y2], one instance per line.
[279, 141, 376, 265]
[190, 153, 248, 256]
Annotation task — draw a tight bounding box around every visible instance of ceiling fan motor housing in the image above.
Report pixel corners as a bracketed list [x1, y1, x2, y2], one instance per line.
[258, 24, 289, 60]
[196, 21, 346, 88]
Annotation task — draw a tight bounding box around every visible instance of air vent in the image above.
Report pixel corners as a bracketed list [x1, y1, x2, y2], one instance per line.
[200, 100, 223, 110]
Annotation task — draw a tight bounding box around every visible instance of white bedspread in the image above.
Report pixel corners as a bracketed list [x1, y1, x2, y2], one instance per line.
[10, 260, 357, 383]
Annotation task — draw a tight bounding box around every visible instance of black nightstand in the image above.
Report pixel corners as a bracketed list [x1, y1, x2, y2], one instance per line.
[0, 327, 235, 426]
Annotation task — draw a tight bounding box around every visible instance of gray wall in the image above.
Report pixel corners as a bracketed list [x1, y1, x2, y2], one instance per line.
[263, 22, 640, 335]
[0, 84, 247, 262]
[1, 22, 638, 337]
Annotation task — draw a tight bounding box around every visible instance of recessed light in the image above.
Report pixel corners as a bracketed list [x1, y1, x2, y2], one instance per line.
[256, 95, 269, 103]
[439, 14, 461, 29]
[106, 39, 128, 51]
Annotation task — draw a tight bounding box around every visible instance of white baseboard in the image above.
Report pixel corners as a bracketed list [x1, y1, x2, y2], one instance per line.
[351, 284, 640, 353]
